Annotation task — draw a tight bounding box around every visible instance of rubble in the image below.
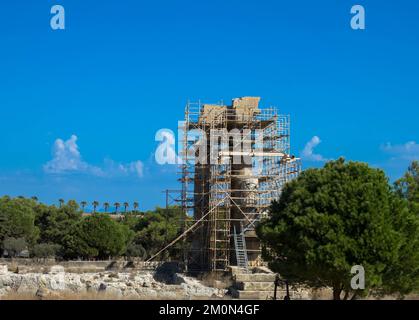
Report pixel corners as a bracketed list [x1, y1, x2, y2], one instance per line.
[0, 267, 227, 300]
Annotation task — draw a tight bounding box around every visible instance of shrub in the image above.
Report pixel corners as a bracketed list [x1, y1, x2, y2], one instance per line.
[31, 243, 61, 259]
[2, 237, 27, 257]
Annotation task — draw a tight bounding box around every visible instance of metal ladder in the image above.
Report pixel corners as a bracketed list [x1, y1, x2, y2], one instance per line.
[233, 224, 249, 272]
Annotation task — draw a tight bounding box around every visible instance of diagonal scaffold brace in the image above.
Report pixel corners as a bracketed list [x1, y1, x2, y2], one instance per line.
[146, 198, 227, 262]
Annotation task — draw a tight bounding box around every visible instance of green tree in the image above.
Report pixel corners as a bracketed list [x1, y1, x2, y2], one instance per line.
[395, 160, 419, 213]
[123, 202, 129, 213]
[114, 202, 120, 214]
[126, 206, 186, 259]
[386, 161, 419, 295]
[103, 202, 110, 213]
[31, 243, 61, 259]
[2, 237, 27, 257]
[257, 158, 419, 299]
[64, 214, 133, 259]
[80, 201, 87, 212]
[0, 197, 39, 249]
[34, 200, 82, 256]
[92, 201, 99, 213]
[126, 243, 147, 259]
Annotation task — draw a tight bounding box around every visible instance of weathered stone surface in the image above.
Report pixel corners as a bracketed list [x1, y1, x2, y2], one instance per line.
[252, 266, 273, 274]
[36, 288, 49, 299]
[49, 265, 65, 274]
[230, 288, 274, 300]
[0, 271, 227, 299]
[235, 273, 276, 283]
[49, 274, 66, 291]
[235, 281, 275, 291]
[0, 259, 161, 275]
[0, 265, 8, 275]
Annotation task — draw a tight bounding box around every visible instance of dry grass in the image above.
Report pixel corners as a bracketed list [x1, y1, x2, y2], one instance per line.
[0, 292, 125, 300]
[2, 290, 417, 300]
[0, 292, 167, 300]
[0, 291, 230, 301]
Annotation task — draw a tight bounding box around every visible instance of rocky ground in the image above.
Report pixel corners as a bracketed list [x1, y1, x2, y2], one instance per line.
[1, 264, 416, 300]
[0, 265, 227, 300]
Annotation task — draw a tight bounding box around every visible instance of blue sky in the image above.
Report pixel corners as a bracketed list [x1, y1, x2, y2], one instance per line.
[0, 0, 418, 210]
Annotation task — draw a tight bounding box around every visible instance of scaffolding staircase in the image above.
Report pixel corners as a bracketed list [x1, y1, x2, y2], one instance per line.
[233, 224, 249, 272]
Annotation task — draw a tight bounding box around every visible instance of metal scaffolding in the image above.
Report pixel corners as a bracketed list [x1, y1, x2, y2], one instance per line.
[179, 97, 301, 272]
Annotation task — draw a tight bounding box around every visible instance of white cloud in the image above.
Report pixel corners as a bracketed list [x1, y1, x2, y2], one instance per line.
[44, 135, 144, 178]
[381, 141, 419, 161]
[378, 141, 419, 180]
[301, 136, 328, 162]
[43, 135, 101, 175]
[103, 159, 144, 178]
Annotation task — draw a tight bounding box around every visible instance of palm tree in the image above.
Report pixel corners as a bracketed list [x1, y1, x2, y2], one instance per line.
[114, 202, 120, 214]
[80, 201, 87, 212]
[92, 201, 99, 213]
[59, 199, 65, 208]
[133, 202, 139, 213]
[104, 202, 110, 213]
[123, 202, 129, 213]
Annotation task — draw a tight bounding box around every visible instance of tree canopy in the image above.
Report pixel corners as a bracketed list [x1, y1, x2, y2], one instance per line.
[63, 214, 133, 259]
[0, 196, 39, 248]
[257, 158, 419, 299]
[395, 160, 419, 213]
[0, 196, 187, 261]
[123, 206, 187, 259]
